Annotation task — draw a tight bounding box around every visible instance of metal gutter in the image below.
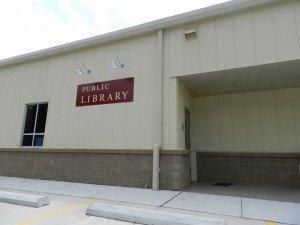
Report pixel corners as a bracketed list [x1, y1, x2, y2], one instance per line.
[0, 0, 281, 68]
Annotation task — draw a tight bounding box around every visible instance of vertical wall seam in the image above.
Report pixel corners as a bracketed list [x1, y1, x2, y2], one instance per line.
[75, 54, 82, 148]
[229, 94, 235, 152]
[124, 41, 131, 149]
[228, 94, 234, 152]
[251, 9, 258, 65]
[153, 30, 164, 148]
[100, 47, 108, 148]
[165, 31, 170, 149]
[217, 95, 221, 152]
[214, 19, 219, 71]
[270, 65, 278, 90]
[243, 92, 249, 152]
[87, 50, 96, 149]
[100, 47, 107, 148]
[271, 4, 279, 61]
[138, 37, 143, 148]
[182, 26, 185, 74]
[290, 89, 299, 151]
[216, 95, 221, 152]
[203, 97, 208, 152]
[257, 64, 264, 93]
[198, 23, 201, 73]
[180, 27, 184, 76]
[232, 14, 237, 68]
[292, 0, 300, 50]
[273, 90, 281, 153]
[257, 91, 265, 153]
[153, 34, 157, 146]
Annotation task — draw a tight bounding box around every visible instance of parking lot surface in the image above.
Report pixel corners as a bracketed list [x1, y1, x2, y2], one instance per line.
[0, 177, 291, 225]
[0, 190, 137, 225]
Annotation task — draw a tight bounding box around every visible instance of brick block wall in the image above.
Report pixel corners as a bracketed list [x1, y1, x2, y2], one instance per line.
[0, 149, 190, 191]
[160, 154, 190, 190]
[197, 152, 300, 188]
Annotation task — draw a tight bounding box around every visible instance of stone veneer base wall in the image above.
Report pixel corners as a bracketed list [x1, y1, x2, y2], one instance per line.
[0, 149, 190, 191]
[197, 152, 300, 188]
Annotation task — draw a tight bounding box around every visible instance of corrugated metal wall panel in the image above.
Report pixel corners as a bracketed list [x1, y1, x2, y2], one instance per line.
[191, 87, 300, 153]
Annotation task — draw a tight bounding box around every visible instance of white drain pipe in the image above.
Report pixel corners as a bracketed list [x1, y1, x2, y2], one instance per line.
[153, 29, 163, 191]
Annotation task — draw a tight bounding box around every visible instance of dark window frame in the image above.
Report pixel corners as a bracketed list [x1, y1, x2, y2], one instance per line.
[21, 102, 48, 147]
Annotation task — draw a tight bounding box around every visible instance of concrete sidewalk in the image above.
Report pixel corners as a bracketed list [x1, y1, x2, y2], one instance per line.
[0, 176, 179, 206]
[0, 176, 298, 225]
[0, 188, 273, 225]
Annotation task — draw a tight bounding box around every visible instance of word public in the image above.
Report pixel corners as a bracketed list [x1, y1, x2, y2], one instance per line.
[76, 77, 134, 107]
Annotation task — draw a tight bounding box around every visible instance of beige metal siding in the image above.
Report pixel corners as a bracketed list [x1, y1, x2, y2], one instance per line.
[162, 29, 177, 150]
[162, 30, 193, 150]
[166, 0, 300, 77]
[191, 87, 300, 153]
[0, 0, 299, 152]
[198, 20, 218, 73]
[0, 34, 157, 150]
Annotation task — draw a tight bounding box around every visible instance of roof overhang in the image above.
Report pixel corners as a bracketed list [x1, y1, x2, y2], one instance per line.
[0, 0, 282, 68]
[179, 60, 300, 97]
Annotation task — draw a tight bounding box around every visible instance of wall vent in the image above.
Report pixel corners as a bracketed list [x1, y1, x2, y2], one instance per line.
[184, 29, 197, 40]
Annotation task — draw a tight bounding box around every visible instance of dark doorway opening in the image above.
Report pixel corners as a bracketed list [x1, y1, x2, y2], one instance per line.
[185, 108, 191, 150]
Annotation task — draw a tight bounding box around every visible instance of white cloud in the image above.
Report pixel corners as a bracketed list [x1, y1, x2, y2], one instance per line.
[0, 0, 229, 60]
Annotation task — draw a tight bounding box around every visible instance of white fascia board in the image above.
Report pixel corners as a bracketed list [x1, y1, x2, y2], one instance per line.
[0, 0, 281, 68]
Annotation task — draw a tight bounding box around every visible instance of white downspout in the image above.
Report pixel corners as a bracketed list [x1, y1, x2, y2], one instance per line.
[153, 29, 163, 191]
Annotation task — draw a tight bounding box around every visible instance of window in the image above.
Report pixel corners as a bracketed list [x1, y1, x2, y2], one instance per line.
[22, 103, 48, 147]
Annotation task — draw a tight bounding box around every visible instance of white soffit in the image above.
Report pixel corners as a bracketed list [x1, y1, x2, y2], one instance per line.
[179, 60, 300, 97]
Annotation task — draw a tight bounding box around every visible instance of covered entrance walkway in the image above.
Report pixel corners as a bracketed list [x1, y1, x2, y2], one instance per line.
[178, 59, 300, 188]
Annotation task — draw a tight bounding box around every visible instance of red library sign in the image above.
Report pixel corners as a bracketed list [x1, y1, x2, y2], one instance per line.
[76, 77, 134, 107]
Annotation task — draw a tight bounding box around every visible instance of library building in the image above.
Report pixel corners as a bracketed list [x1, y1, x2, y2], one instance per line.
[0, 0, 299, 191]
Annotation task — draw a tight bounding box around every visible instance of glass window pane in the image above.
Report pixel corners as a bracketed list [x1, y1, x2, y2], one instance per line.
[24, 105, 37, 133]
[22, 135, 33, 146]
[33, 135, 44, 146]
[35, 104, 48, 133]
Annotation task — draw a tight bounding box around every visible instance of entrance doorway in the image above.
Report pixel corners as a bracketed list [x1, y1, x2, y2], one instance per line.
[185, 108, 191, 150]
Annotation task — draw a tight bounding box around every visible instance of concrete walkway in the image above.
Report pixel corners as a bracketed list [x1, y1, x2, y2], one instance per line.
[186, 182, 300, 203]
[0, 176, 178, 207]
[0, 176, 299, 225]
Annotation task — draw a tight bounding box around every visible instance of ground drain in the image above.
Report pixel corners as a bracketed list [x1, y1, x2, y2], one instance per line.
[213, 182, 234, 187]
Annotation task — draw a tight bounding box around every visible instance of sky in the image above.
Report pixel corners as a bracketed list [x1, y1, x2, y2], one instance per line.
[0, 0, 230, 60]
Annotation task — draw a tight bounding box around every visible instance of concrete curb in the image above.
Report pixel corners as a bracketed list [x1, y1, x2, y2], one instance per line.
[86, 203, 226, 225]
[0, 191, 50, 208]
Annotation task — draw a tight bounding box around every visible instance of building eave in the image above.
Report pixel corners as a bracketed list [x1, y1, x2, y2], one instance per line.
[0, 0, 281, 68]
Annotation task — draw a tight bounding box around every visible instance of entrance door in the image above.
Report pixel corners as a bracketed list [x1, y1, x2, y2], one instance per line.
[185, 108, 191, 150]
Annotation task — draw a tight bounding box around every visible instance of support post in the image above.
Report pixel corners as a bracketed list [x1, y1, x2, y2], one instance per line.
[190, 148, 197, 182]
[152, 144, 160, 191]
